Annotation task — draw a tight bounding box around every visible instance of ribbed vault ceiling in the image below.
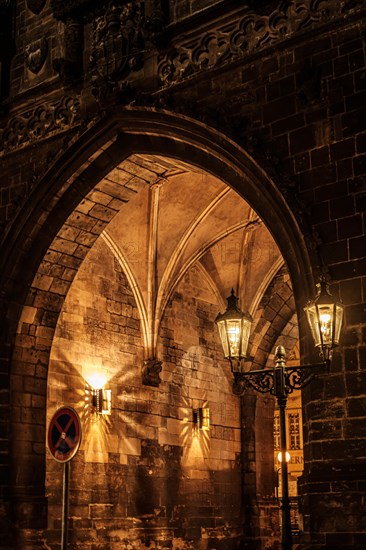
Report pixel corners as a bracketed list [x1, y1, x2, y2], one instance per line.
[98, 154, 291, 362]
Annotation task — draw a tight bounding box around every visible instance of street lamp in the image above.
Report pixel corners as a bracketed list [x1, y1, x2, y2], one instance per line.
[215, 280, 344, 550]
[304, 276, 344, 362]
[215, 289, 253, 372]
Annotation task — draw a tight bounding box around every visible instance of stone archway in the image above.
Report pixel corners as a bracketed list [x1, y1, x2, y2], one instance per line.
[1, 108, 314, 548]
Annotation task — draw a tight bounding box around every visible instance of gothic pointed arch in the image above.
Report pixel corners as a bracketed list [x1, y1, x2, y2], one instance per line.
[0, 107, 314, 548]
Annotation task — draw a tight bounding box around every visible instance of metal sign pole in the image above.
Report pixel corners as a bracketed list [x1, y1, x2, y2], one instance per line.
[61, 460, 70, 550]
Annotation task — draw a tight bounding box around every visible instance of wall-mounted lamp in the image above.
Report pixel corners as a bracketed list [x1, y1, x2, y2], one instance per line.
[193, 407, 210, 431]
[304, 275, 344, 362]
[92, 388, 112, 415]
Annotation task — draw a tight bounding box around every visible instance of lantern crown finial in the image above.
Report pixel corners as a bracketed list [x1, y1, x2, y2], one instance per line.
[226, 288, 240, 311]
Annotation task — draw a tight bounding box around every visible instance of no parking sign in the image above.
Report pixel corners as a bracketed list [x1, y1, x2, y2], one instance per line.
[47, 406, 81, 463]
[47, 406, 82, 549]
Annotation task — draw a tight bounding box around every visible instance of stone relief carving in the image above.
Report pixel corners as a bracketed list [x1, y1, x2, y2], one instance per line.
[90, 2, 145, 82]
[158, 0, 364, 86]
[89, 1, 166, 101]
[0, 96, 80, 153]
[51, 1, 167, 93]
[26, 0, 47, 15]
[25, 37, 48, 74]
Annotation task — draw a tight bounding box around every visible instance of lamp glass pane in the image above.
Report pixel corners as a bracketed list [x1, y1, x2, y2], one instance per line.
[240, 318, 251, 359]
[217, 320, 230, 358]
[305, 304, 321, 347]
[226, 319, 241, 358]
[334, 304, 344, 345]
[317, 304, 334, 347]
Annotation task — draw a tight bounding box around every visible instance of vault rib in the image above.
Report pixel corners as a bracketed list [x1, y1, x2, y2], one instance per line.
[101, 230, 150, 353]
[154, 217, 262, 351]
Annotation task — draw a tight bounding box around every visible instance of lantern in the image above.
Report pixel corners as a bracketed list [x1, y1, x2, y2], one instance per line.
[215, 289, 252, 371]
[304, 276, 344, 360]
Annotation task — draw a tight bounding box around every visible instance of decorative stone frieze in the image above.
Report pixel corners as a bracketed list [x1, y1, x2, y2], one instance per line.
[0, 96, 80, 153]
[158, 0, 364, 86]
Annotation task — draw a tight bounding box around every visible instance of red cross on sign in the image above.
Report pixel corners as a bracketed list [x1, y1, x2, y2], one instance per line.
[47, 406, 81, 463]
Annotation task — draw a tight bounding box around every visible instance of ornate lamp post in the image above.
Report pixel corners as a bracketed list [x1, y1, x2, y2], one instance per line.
[215, 279, 344, 550]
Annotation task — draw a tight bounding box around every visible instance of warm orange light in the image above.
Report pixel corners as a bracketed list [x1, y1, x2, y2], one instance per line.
[86, 372, 107, 390]
[277, 451, 291, 463]
[193, 407, 210, 431]
[215, 289, 252, 371]
[304, 276, 344, 359]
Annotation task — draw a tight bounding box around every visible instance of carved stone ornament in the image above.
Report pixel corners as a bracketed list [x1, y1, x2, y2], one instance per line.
[142, 357, 162, 387]
[26, 0, 46, 14]
[0, 96, 80, 153]
[90, 2, 145, 88]
[158, 0, 364, 86]
[25, 37, 48, 74]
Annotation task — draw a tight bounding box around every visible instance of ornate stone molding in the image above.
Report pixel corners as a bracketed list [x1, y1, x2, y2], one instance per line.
[0, 96, 80, 153]
[158, 0, 364, 86]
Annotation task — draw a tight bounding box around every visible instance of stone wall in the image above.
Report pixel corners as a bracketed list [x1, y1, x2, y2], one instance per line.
[47, 238, 243, 549]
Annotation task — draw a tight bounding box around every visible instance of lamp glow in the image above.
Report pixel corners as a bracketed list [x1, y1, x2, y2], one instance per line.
[304, 276, 344, 360]
[85, 372, 111, 415]
[215, 289, 252, 372]
[277, 451, 291, 463]
[87, 372, 107, 390]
